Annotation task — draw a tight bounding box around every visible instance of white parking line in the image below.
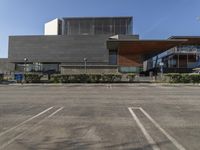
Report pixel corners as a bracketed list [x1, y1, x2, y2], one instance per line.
[128, 107, 160, 150]
[0, 106, 53, 137]
[130, 107, 186, 150]
[48, 107, 64, 118]
[106, 84, 112, 89]
[138, 107, 186, 150]
[0, 107, 64, 150]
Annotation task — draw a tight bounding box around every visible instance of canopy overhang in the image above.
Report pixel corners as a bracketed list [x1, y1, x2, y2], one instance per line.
[107, 39, 187, 55]
[107, 39, 187, 67]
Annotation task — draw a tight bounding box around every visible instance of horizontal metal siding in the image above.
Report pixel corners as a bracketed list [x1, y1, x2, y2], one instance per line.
[9, 35, 110, 64]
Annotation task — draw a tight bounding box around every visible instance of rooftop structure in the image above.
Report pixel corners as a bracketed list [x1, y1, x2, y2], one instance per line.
[45, 16, 133, 36]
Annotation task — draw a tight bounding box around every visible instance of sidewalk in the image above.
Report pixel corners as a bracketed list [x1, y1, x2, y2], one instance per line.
[1, 82, 200, 87]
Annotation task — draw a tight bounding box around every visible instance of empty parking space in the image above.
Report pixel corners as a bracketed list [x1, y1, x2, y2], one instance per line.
[128, 107, 186, 150]
[0, 104, 50, 133]
[0, 84, 200, 149]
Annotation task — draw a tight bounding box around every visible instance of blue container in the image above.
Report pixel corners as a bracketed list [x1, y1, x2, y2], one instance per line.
[14, 73, 23, 82]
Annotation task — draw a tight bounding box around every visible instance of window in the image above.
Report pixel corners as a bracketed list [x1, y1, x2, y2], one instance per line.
[58, 23, 62, 35]
[109, 50, 118, 65]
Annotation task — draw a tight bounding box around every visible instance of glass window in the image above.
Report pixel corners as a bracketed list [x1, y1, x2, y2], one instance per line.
[58, 22, 62, 35]
[109, 50, 118, 65]
[69, 20, 80, 35]
[79, 19, 93, 35]
[64, 17, 133, 35]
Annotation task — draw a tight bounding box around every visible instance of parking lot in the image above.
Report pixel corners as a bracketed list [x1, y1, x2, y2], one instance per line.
[0, 84, 200, 150]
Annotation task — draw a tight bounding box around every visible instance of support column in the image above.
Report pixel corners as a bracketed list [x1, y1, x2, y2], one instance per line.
[177, 54, 180, 68]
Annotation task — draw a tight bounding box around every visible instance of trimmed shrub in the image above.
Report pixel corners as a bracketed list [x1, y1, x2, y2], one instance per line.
[61, 75, 70, 83]
[190, 74, 200, 83]
[165, 73, 200, 83]
[76, 74, 90, 83]
[0, 74, 3, 82]
[51, 74, 122, 83]
[126, 73, 136, 82]
[180, 74, 191, 83]
[25, 74, 43, 83]
[89, 74, 102, 83]
[50, 75, 69, 83]
[165, 73, 181, 83]
[51, 74, 62, 83]
[101, 74, 122, 83]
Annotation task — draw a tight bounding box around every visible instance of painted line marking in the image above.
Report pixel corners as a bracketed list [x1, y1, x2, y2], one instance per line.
[106, 84, 112, 89]
[0, 107, 64, 150]
[48, 107, 64, 118]
[128, 107, 160, 150]
[138, 107, 186, 150]
[130, 107, 186, 150]
[0, 106, 53, 137]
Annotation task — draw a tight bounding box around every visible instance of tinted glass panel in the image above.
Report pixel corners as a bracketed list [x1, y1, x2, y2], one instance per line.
[109, 50, 117, 65]
[64, 17, 132, 35]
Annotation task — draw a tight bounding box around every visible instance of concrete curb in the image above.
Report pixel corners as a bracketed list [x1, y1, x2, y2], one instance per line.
[0, 83, 200, 87]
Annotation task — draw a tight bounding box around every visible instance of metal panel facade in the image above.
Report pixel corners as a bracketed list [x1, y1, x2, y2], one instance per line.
[63, 17, 133, 36]
[9, 35, 110, 64]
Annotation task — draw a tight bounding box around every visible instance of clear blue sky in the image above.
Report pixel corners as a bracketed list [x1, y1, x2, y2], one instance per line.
[0, 0, 200, 58]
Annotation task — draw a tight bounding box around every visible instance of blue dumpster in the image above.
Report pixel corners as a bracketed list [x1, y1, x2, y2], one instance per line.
[14, 73, 23, 82]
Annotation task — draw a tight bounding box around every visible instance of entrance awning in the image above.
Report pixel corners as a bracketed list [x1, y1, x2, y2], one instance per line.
[107, 39, 187, 55]
[107, 39, 187, 67]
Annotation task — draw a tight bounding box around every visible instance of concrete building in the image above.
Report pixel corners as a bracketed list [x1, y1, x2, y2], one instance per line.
[8, 16, 139, 74]
[1, 16, 200, 74]
[44, 18, 62, 35]
[144, 36, 200, 73]
[0, 58, 14, 73]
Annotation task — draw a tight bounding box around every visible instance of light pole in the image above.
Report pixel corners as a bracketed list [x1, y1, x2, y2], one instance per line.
[159, 61, 164, 79]
[24, 58, 28, 81]
[84, 57, 87, 74]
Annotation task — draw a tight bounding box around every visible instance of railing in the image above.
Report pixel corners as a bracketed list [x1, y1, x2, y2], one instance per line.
[166, 47, 200, 55]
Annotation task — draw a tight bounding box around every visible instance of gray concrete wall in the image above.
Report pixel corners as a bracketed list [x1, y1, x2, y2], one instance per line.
[9, 35, 111, 64]
[60, 65, 118, 74]
[0, 58, 15, 73]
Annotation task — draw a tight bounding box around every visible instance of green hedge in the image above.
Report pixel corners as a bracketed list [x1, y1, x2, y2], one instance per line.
[165, 73, 200, 83]
[0, 74, 3, 82]
[190, 74, 200, 83]
[25, 74, 43, 83]
[101, 74, 122, 83]
[51, 74, 123, 83]
[126, 74, 136, 82]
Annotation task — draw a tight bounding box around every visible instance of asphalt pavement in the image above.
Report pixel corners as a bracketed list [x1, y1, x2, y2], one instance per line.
[0, 84, 200, 150]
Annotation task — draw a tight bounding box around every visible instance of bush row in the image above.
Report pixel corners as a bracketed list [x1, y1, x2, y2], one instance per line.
[126, 74, 136, 82]
[11, 73, 136, 83]
[25, 74, 43, 83]
[0, 74, 3, 82]
[51, 74, 136, 83]
[165, 73, 200, 83]
[51, 74, 124, 83]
